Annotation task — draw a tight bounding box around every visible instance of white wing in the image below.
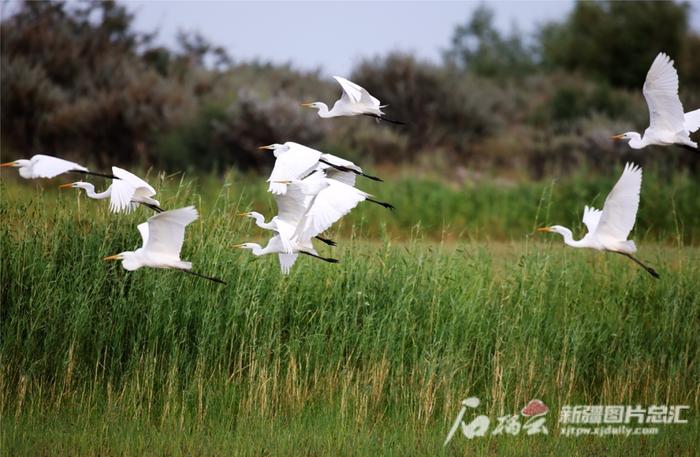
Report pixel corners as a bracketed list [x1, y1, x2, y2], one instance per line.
[582, 205, 602, 234]
[685, 108, 700, 133]
[267, 142, 321, 195]
[273, 171, 327, 253]
[278, 253, 298, 275]
[137, 222, 149, 247]
[319, 153, 361, 187]
[594, 163, 642, 242]
[142, 206, 198, 258]
[30, 154, 87, 178]
[642, 53, 686, 134]
[112, 166, 156, 196]
[294, 179, 368, 242]
[333, 76, 381, 107]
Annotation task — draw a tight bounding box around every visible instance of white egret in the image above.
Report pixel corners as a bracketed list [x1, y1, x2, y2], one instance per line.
[233, 235, 338, 275]
[1, 154, 116, 179]
[60, 166, 162, 213]
[612, 52, 699, 150]
[104, 206, 225, 284]
[260, 142, 382, 195]
[237, 211, 336, 247]
[302, 76, 405, 125]
[537, 163, 658, 278]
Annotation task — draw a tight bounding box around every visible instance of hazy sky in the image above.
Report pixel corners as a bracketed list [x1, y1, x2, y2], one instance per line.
[124, 1, 577, 75]
[111, 1, 697, 76]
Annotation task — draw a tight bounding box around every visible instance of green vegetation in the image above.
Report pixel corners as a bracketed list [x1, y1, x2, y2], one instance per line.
[1, 176, 698, 455]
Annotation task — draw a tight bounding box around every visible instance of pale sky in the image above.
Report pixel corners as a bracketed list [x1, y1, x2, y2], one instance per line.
[124, 1, 579, 75]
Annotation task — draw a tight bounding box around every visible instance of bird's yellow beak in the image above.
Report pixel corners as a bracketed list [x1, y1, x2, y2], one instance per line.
[232, 243, 245, 249]
[301, 102, 313, 107]
[536, 227, 552, 233]
[59, 183, 74, 189]
[258, 145, 275, 150]
[610, 134, 625, 141]
[236, 212, 250, 217]
[0, 161, 17, 167]
[103, 254, 122, 261]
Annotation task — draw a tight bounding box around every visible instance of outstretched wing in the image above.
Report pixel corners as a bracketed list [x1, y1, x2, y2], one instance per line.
[31, 154, 87, 178]
[642, 53, 686, 135]
[267, 143, 321, 195]
[594, 163, 642, 242]
[143, 206, 198, 258]
[136, 222, 150, 247]
[581, 205, 602, 234]
[274, 171, 326, 252]
[319, 153, 361, 187]
[294, 179, 368, 242]
[112, 166, 156, 196]
[685, 108, 700, 133]
[333, 76, 381, 107]
[278, 253, 298, 275]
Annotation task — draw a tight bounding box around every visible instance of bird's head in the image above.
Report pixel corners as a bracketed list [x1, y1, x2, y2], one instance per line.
[611, 132, 635, 142]
[258, 144, 281, 151]
[1, 159, 30, 168]
[537, 225, 567, 236]
[232, 243, 257, 251]
[104, 251, 140, 271]
[59, 181, 91, 190]
[301, 102, 322, 110]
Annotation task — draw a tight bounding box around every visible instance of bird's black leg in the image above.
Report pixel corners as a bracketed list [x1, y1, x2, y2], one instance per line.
[315, 236, 337, 247]
[299, 251, 339, 263]
[138, 201, 165, 213]
[318, 158, 384, 182]
[614, 251, 660, 279]
[362, 113, 407, 126]
[366, 198, 395, 210]
[181, 269, 227, 285]
[678, 144, 698, 153]
[70, 169, 119, 179]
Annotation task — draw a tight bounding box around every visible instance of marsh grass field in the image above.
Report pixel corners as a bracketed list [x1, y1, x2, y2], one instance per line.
[1, 170, 699, 455]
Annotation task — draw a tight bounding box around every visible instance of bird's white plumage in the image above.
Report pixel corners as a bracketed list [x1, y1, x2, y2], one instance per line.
[278, 253, 298, 274]
[685, 108, 700, 133]
[140, 206, 198, 261]
[15, 154, 87, 179]
[643, 53, 685, 135]
[582, 205, 602, 234]
[333, 76, 381, 108]
[318, 153, 361, 187]
[593, 163, 642, 243]
[109, 166, 158, 213]
[267, 142, 321, 195]
[294, 179, 369, 243]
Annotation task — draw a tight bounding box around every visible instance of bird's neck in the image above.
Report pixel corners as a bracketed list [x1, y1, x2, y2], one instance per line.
[316, 103, 332, 118]
[249, 244, 266, 256]
[630, 132, 645, 149]
[252, 213, 273, 229]
[557, 227, 587, 248]
[81, 184, 111, 199]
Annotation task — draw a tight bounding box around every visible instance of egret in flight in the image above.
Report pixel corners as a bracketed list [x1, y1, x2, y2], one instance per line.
[302, 76, 405, 125]
[104, 206, 225, 284]
[537, 163, 659, 278]
[612, 53, 699, 150]
[234, 235, 338, 275]
[60, 167, 162, 213]
[260, 142, 382, 195]
[1, 154, 116, 179]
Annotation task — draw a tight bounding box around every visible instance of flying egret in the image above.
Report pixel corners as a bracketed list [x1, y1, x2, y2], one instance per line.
[612, 52, 699, 150]
[240, 170, 333, 253]
[104, 206, 225, 284]
[238, 211, 337, 247]
[60, 166, 162, 213]
[302, 76, 405, 125]
[233, 235, 338, 275]
[260, 142, 382, 195]
[537, 163, 659, 278]
[1, 154, 116, 179]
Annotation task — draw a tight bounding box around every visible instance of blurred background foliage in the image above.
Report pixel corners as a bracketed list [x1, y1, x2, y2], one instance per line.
[1, 0, 699, 179]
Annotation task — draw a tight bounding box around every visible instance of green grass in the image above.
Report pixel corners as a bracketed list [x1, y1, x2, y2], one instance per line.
[1, 172, 698, 455]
